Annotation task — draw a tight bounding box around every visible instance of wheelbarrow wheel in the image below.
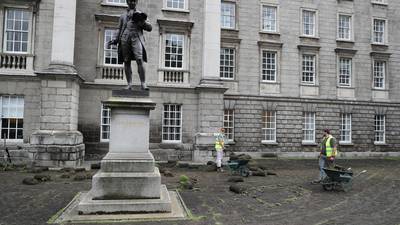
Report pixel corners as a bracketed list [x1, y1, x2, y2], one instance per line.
[322, 184, 334, 191]
[239, 166, 250, 177]
[321, 177, 334, 191]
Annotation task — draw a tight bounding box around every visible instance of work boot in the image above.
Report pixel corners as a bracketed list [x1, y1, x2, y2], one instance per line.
[141, 82, 149, 91]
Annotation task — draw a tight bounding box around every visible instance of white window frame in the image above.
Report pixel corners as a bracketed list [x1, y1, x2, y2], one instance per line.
[100, 105, 111, 142]
[223, 109, 234, 141]
[340, 114, 352, 144]
[261, 4, 278, 33]
[262, 111, 276, 143]
[2, 7, 33, 54]
[162, 33, 185, 70]
[337, 14, 352, 41]
[301, 9, 317, 37]
[104, 0, 127, 6]
[373, 60, 386, 89]
[0, 96, 24, 142]
[164, 0, 188, 11]
[374, 114, 385, 144]
[103, 28, 122, 66]
[162, 104, 182, 143]
[302, 112, 315, 144]
[261, 50, 277, 82]
[220, 47, 235, 80]
[302, 54, 316, 85]
[338, 57, 352, 87]
[371, 0, 387, 6]
[221, 2, 236, 29]
[372, 18, 387, 45]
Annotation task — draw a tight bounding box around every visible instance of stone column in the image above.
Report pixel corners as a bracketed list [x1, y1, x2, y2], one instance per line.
[194, 0, 227, 161]
[29, 0, 84, 167]
[78, 94, 171, 214]
[50, 0, 77, 67]
[202, 0, 221, 81]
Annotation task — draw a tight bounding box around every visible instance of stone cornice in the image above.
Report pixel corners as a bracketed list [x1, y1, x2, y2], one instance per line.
[157, 19, 194, 32]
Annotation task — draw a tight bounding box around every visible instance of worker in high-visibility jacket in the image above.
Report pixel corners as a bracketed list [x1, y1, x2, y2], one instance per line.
[213, 128, 226, 172]
[313, 129, 337, 184]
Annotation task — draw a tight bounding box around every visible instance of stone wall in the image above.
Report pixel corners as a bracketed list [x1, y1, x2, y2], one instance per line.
[221, 0, 400, 102]
[223, 96, 400, 153]
[40, 79, 80, 131]
[78, 86, 200, 161]
[0, 78, 41, 143]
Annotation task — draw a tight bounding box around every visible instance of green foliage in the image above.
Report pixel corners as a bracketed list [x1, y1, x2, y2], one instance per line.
[179, 174, 189, 183]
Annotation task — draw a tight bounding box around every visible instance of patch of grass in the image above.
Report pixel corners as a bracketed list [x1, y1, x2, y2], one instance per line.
[383, 157, 400, 161]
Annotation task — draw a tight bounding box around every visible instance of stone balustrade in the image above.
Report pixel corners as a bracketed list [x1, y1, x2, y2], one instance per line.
[0, 53, 34, 75]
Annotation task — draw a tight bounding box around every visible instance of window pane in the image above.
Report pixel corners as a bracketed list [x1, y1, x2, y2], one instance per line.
[221, 3, 235, 29]
[162, 104, 182, 141]
[5, 8, 31, 53]
[220, 48, 235, 79]
[165, 34, 184, 68]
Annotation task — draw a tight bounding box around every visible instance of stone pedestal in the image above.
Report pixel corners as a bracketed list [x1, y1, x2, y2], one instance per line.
[78, 93, 172, 214]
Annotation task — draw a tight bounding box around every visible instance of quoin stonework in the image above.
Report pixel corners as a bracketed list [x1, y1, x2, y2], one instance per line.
[0, 0, 399, 166]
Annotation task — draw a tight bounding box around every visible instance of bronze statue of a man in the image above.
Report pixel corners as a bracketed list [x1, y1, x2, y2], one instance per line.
[109, 0, 152, 90]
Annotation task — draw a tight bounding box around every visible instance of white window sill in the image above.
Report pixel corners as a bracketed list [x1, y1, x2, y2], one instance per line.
[100, 3, 128, 8]
[259, 31, 280, 35]
[300, 35, 320, 40]
[261, 80, 278, 84]
[1, 139, 24, 144]
[336, 39, 354, 43]
[2, 51, 30, 55]
[302, 141, 317, 146]
[222, 28, 239, 32]
[337, 85, 354, 89]
[162, 8, 190, 13]
[220, 78, 235, 81]
[226, 140, 236, 145]
[300, 83, 318, 86]
[261, 141, 278, 145]
[371, 43, 388, 47]
[372, 88, 388, 91]
[371, 2, 388, 6]
[374, 142, 387, 146]
[339, 141, 353, 146]
[162, 141, 182, 144]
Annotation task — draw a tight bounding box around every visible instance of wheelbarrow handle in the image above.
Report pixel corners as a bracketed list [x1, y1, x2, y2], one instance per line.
[353, 170, 367, 178]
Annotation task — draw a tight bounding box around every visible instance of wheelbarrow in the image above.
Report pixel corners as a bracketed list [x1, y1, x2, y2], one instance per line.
[321, 165, 367, 192]
[227, 159, 250, 177]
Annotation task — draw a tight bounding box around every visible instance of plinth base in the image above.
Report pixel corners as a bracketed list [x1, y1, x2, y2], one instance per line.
[91, 167, 161, 199]
[77, 185, 172, 214]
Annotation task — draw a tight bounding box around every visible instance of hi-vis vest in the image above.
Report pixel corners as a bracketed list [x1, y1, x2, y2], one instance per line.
[325, 136, 335, 157]
[215, 133, 225, 150]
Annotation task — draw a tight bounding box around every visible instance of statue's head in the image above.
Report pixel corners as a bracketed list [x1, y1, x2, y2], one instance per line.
[127, 0, 138, 9]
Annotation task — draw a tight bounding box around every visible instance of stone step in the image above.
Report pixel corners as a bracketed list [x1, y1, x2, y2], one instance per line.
[90, 168, 161, 200]
[78, 185, 172, 214]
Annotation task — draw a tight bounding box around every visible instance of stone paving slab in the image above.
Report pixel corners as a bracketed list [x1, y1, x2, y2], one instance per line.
[51, 190, 188, 224]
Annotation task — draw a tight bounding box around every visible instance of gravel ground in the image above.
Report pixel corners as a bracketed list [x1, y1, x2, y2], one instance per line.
[0, 159, 399, 225]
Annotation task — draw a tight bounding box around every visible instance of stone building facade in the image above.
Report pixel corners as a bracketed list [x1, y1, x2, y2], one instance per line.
[0, 0, 399, 166]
